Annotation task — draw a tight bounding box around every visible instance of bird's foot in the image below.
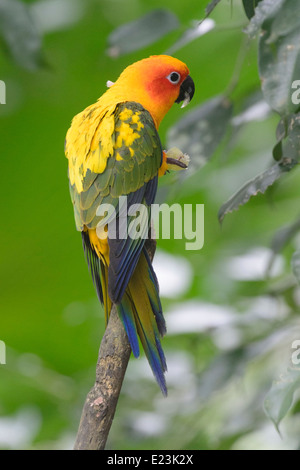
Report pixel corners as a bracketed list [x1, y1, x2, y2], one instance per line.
[165, 147, 190, 171]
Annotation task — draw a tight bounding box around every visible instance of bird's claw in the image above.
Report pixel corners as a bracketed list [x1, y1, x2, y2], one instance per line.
[165, 147, 190, 171]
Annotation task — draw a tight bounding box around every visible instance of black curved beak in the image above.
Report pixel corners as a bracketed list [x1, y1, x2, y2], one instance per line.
[175, 75, 195, 108]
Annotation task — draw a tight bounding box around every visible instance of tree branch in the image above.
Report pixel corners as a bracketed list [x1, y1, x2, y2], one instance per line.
[74, 305, 131, 450]
[74, 238, 156, 450]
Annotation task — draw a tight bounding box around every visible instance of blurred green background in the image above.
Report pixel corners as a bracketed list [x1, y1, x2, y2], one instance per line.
[1, 0, 300, 450]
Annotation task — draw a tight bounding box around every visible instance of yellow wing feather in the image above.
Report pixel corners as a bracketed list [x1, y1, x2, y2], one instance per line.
[66, 103, 117, 193]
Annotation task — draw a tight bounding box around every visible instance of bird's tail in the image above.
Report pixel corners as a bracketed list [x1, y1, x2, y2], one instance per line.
[83, 230, 167, 395]
[117, 248, 167, 395]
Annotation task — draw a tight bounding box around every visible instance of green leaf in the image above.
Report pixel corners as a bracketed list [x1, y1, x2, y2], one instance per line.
[205, 0, 223, 16]
[231, 92, 271, 127]
[242, 0, 263, 20]
[0, 0, 43, 70]
[106, 9, 180, 58]
[198, 348, 251, 400]
[258, 0, 300, 116]
[281, 114, 300, 161]
[267, 218, 300, 276]
[245, 0, 285, 38]
[166, 18, 215, 55]
[266, 1, 300, 44]
[272, 113, 300, 162]
[264, 367, 300, 429]
[272, 140, 283, 161]
[218, 160, 296, 223]
[167, 96, 233, 172]
[276, 117, 287, 142]
[292, 251, 300, 282]
[271, 218, 300, 255]
[272, 119, 286, 161]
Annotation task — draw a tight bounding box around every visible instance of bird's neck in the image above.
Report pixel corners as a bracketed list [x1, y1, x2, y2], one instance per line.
[98, 83, 174, 129]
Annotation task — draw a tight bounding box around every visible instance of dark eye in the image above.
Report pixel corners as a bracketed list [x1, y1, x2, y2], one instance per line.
[166, 72, 181, 84]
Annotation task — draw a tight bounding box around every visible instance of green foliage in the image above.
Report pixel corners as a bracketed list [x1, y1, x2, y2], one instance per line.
[242, 0, 262, 20]
[218, 160, 296, 223]
[168, 96, 233, 170]
[0, 0, 43, 70]
[264, 367, 300, 429]
[206, 0, 223, 16]
[1, 0, 300, 450]
[292, 251, 300, 283]
[107, 9, 179, 58]
[220, 0, 300, 223]
[258, 0, 300, 116]
[245, 0, 284, 38]
[270, 217, 300, 256]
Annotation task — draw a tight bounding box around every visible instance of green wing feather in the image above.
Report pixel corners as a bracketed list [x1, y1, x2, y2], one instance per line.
[68, 101, 162, 232]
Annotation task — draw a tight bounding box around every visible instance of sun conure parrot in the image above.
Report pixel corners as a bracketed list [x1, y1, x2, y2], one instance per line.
[65, 55, 195, 395]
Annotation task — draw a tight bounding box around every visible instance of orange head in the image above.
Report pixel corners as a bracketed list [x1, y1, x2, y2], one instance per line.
[103, 55, 195, 128]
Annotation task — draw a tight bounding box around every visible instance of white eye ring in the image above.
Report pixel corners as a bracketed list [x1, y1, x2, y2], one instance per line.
[166, 71, 181, 84]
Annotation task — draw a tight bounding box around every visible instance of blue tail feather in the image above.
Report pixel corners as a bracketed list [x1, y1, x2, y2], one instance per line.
[135, 313, 167, 396]
[117, 295, 140, 358]
[116, 249, 167, 395]
[155, 333, 167, 372]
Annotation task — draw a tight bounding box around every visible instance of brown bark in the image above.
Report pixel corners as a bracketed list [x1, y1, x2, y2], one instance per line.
[74, 305, 131, 450]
